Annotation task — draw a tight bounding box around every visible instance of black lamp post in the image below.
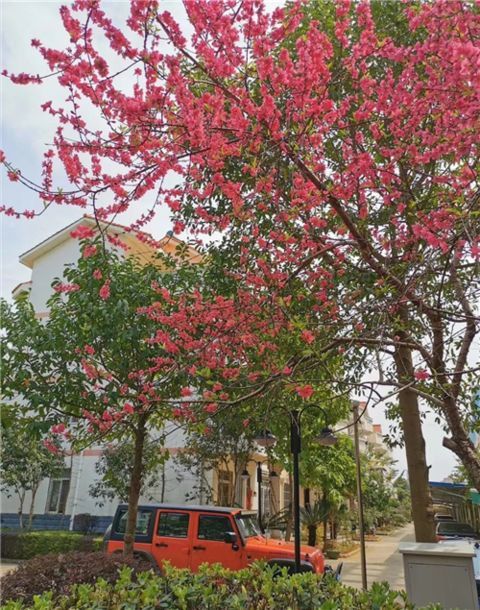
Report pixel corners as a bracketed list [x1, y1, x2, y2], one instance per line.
[352, 401, 368, 590]
[240, 453, 278, 530]
[255, 407, 337, 573]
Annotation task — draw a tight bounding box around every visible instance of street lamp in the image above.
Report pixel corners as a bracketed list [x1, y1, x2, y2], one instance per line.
[352, 401, 368, 590]
[240, 456, 278, 530]
[255, 406, 337, 573]
[315, 427, 338, 447]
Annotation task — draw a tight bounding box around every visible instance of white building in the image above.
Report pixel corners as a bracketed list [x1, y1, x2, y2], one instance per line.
[2, 217, 289, 532]
[343, 401, 391, 457]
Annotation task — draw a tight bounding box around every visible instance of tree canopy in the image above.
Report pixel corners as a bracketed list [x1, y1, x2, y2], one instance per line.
[1, 0, 479, 542]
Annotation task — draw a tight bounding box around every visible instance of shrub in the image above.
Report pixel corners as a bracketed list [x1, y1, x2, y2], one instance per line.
[0, 531, 102, 560]
[1, 562, 442, 610]
[0, 551, 154, 604]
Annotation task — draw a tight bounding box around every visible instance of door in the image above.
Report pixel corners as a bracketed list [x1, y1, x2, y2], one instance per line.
[152, 510, 191, 569]
[190, 513, 243, 571]
[108, 506, 155, 556]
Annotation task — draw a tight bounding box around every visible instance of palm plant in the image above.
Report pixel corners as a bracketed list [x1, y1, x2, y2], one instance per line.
[300, 498, 331, 547]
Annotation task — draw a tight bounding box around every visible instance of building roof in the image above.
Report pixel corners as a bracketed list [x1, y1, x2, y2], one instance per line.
[18, 215, 201, 269]
[11, 280, 32, 299]
[430, 481, 468, 490]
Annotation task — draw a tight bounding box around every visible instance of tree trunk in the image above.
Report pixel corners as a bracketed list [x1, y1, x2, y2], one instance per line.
[443, 432, 480, 491]
[304, 487, 311, 508]
[394, 341, 435, 542]
[332, 520, 338, 540]
[17, 490, 25, 529]
[307, 524, 317, 547]
[160, 462, 166, 503]
[124, 416, 147, 557]
[28, 485, 38, 530]
[322, 516, 328, 546]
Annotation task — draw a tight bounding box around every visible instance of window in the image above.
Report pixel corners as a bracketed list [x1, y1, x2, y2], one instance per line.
[115, 509, 152, 535]
[217, 469, 233, 506]
[46, 469, 71, 513]
[198, 514, 233, 541]
[236, 513, 261, 538]
[157, 512, 189, 538]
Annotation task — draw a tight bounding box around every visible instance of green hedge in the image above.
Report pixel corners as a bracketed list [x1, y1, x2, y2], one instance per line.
[1, 562, 441, 610]
[0, 531, 102, 560]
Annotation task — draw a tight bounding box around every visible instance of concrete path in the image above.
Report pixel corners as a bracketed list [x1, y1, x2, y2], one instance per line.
[0, 561, 18, 577]
[330, 523, 415, 590]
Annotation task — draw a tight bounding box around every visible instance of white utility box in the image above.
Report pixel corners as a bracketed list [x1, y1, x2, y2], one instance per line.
[399, 542, 479, 610]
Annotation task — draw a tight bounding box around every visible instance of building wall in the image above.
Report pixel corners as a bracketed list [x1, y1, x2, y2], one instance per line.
[28, 237, 83, 313]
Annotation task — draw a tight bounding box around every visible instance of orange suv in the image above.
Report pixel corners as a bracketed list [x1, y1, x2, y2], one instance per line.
[105, 503, 325, 574]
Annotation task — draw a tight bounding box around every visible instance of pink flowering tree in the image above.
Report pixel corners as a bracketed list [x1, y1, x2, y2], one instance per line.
[2, 0, 480, 540]
[1, 230, 308, 551]
[1, 236, 213, 554]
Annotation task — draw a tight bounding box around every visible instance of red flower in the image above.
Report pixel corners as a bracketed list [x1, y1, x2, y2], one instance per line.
[70, 225, 95, 240]
[99, 279, 111, 300]
[82, 244, 97, 258]
[301, 330, 315, 344]
[51, 423, 66, 434]
[414, 369, 430, 381]
[53, 282, 80, 293]
[295, 385, 314, 400]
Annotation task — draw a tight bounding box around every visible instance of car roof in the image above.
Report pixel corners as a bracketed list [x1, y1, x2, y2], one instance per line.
[117, 503, 256, 516]
[437, 521, 474, 529]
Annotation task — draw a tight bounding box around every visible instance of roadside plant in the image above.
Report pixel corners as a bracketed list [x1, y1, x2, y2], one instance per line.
[1, 240, 197, 555]
[0, 409, 65, 529]
[0, 562, 442, 610]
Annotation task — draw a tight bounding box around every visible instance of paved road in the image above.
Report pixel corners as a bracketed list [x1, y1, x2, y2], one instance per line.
[331, 523, 415, 590]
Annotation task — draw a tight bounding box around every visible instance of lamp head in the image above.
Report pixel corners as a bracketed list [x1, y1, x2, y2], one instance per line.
[315, 427, 338, 447]
[240, 469, 250, 481]
[254, 429, 277, 449]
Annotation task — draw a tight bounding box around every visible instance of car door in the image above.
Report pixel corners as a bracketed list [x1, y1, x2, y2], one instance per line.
[190, 512, 243, 571]
[152, 509, 191, 569]
[108, 506, 155, 556]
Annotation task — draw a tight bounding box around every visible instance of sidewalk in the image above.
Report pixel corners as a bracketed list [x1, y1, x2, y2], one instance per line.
[330, 523, 415, 590]
[0, 561, 18, 577]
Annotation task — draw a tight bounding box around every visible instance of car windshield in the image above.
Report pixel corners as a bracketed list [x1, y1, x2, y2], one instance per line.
[438, 522, 475, 535]
[236, 513, 261, 538]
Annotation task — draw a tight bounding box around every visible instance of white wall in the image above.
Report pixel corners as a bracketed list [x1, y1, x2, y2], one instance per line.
[1, 479, 51, 515]
[28, 237, 82, 313]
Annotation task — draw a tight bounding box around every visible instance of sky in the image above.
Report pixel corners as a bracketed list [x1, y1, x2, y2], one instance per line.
[0, 1, 467, 482]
